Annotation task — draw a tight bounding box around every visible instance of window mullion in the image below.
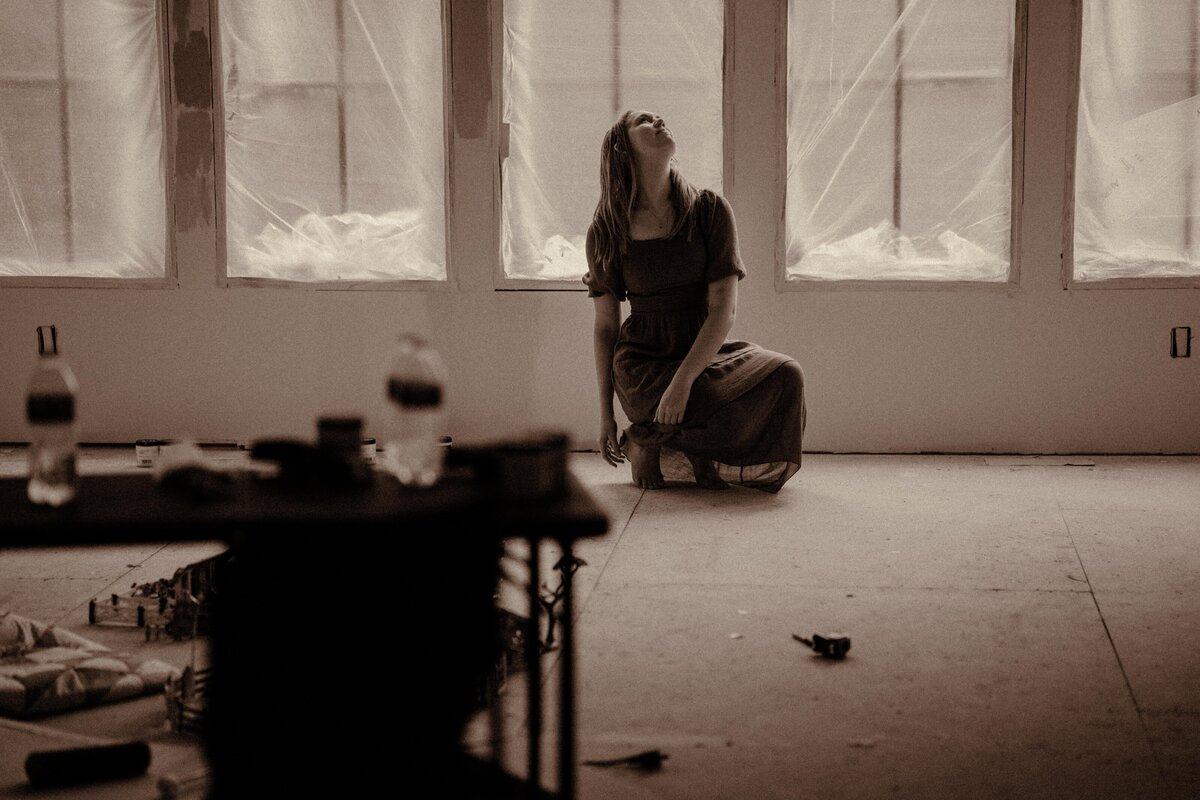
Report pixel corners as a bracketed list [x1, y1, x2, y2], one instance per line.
[55, 0, 73, 264]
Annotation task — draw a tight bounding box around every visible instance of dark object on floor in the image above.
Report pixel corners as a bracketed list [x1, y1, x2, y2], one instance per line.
[25, 740, 151, 787]
[165, 665, 209, 737]
[583, 749, 669, 771]
[793, 632, 852, 659]
[90, 551, 230, 641]
[87, 591, 171, 629]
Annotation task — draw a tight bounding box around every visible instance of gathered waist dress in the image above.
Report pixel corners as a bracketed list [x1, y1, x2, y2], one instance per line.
[587, 190, 806, 492]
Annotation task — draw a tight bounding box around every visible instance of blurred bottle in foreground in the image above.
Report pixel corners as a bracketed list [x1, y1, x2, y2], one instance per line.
[384, 334, 448, 487]
[27, 325, 79, 507]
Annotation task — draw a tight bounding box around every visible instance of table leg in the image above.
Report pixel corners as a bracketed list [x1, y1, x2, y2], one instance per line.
[559, 539, 577, 800]
[489, 653, 504, 769]
[526, 540, 542, 794]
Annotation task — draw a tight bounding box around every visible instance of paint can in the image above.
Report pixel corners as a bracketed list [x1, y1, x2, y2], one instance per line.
[134, 439, 162, 468]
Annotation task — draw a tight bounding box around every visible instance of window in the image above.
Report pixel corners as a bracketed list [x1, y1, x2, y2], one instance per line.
[784, 0, 1018, 284]
[1071, 0, 1200, 282]
[217, 0, 447, 284]
[501, 0, 724, 285]
[0, 0, 167, 280]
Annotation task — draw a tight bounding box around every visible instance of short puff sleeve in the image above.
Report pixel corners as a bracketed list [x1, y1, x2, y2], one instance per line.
[583, 225, 626, 300]
[702, 191, 747, 284]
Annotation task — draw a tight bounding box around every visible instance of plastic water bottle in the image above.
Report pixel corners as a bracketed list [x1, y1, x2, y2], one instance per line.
[26, 326, 79, 507]
[384, 334, 447, 487]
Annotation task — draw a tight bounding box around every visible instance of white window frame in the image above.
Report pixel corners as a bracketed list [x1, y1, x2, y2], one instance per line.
[774, 0, 1030, 293]
[0, 0, 177, 290]
[490, 0, 735, 291]
[6, 1, 1192, 296]
[1061, 0, 1200, 290]
[209, 0, 456, 291]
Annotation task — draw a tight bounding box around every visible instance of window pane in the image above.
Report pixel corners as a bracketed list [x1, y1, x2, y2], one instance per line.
[1073, 0, 1200, 280]
[220, 0, 446, 282]
[502, 0, 723, 281]
[786, 0, 1014, 282]
[0, 0, 165, 279]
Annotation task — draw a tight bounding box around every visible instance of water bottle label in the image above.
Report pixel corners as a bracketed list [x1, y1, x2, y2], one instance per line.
[27, 393, 75, 423]
[387, 378, 442, 407]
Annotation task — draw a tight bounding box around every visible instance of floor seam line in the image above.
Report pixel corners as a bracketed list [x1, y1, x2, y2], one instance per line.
[531, 486, 645, 681]
[521, 487, 645, 730]
[1056, 496, 1168, 789]
[570, 486, 645, 624]
[51, 543, 174, 627]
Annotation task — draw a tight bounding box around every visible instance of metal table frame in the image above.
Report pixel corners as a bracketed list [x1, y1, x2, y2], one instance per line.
[0, 469, 607, 799]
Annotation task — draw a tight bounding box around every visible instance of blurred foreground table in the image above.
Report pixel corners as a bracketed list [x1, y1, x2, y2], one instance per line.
[0, 468, 608, 799]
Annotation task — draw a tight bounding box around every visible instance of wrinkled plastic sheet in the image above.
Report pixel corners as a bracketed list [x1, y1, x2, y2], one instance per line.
[0, 0, 165, 279]
[786, 0, 1014, 282]
[1073, 1, 1200, 280]
[221, 0, 445, 282]
[502, 0, 723, 281]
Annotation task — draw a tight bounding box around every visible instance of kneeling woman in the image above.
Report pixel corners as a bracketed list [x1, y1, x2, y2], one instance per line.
[586, 109, 807, 492]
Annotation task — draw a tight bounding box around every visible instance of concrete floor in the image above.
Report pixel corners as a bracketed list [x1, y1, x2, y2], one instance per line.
[2, 449, 1197, 799]
[0, 447, 230, 799]
[477, 453, 1200, 800]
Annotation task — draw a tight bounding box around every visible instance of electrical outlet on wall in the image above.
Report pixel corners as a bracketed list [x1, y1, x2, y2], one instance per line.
[1170, 326, 1192, 358]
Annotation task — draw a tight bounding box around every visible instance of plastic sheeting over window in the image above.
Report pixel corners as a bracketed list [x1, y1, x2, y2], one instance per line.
[0, 0, 165, 279]
[786, 0, 1014, 282]
[502, 0, 723, 281]
[220, 0, 445, 282]
[1073, 1, 1200, 281]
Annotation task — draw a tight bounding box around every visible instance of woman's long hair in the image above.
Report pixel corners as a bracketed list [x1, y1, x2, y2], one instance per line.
[589, 110, 701, 291]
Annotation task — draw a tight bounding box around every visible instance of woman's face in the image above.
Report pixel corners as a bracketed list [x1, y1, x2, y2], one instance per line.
[625, 110, 675, 165]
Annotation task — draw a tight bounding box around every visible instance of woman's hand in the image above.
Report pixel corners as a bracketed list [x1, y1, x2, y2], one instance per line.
[654, 378, 692, 426]
[599, 418, 625, 467]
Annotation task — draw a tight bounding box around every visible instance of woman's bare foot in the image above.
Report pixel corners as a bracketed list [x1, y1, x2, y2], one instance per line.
[687, 454, 728, 489]
[622, 433, 665, 489]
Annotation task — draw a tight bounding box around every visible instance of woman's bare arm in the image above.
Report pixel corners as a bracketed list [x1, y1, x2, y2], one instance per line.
[593, 293, 625, 464]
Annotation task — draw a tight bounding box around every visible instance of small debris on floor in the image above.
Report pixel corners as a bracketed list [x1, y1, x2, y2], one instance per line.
[583, 749, 668, 771]
[736, 609, 749, 615]
[847, 736, 880, 749]
[729, 632, 743, 639]
[793, 632, 851, 659]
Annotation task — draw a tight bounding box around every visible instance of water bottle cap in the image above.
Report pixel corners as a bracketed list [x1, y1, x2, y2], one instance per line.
[36, 326, 59, 357]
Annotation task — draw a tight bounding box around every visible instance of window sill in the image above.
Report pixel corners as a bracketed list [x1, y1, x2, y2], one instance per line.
[775, 277, 1021, 293]
[0, 276, 178, 290]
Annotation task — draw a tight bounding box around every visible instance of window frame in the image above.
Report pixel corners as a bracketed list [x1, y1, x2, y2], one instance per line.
[1061, 0, 1200, 290]
[5, 1, 1193, 295]
[209, 0, 456, 291]
[0, 0, 178, 290]
[774, 0, 1030, 293]
[490, 0, 735, 291]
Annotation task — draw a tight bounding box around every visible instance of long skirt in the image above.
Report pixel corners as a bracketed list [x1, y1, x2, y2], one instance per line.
[615, 315, 806, 493]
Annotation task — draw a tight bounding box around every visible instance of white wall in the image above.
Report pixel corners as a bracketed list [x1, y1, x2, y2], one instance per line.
[1, 0, 1197, 453]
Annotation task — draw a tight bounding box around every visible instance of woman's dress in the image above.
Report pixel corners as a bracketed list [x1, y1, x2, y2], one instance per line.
[587, 190, 806, 492]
